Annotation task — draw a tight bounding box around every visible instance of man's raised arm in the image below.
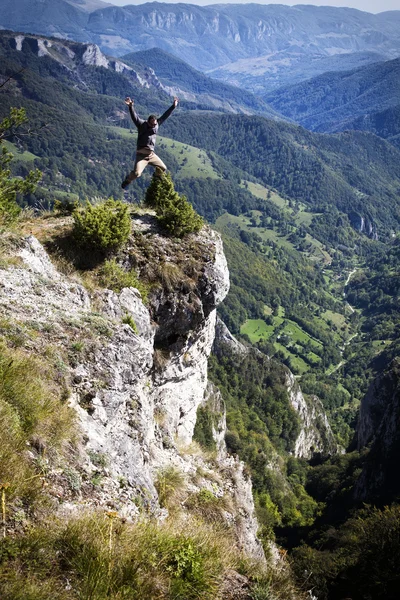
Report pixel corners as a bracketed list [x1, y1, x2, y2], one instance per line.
[157, 97, 179, 126]
[125, 97, 144, 128]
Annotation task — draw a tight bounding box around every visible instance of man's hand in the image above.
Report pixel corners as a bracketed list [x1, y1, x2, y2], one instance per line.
[125, 97, 134, 106]
[173, 96, 179, 108]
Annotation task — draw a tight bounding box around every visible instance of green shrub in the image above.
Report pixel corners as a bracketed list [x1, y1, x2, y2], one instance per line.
[121, 314, 138, 333]
[98, 258, 149, 301]
[193, 406, 216, 451]
[73, 199, 131, 252]
[145, 173, 203, 238]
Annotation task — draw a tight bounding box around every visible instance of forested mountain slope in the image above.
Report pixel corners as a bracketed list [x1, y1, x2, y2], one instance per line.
[1, 1, 400, 91]
[266, 57, 400, 136]
[0, 31, 274, 116]
[122, 47, 279, 117]
[335, 104, 400, 150]
[162, 113, 400, 236]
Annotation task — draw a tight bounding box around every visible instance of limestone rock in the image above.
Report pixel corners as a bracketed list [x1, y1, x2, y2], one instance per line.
[288, 372, 338, 459]
[0, 227, 266, 561]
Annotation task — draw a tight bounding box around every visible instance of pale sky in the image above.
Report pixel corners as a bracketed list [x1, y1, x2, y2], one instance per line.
[105, 0, 400, 13]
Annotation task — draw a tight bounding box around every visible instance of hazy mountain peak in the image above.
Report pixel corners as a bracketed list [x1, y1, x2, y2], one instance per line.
[1, 2, 400, 92]
[65, 0, 111, 10]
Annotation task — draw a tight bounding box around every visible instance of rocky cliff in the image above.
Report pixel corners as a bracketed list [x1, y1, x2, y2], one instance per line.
[354, 358, 400, 503]
[0, 215, 270, 561]
[214, 319, 337, 461]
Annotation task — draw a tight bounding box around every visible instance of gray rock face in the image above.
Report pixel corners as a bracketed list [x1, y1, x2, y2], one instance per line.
[151, 311, 217, 444]
[98, 287, 154, 341]
[214, 317, 249, 358]
[354, 359, 400, 502]
[287, 372, 338, 459]
[0, 235, 90, 324]
[0, 228, 266, 558]
[201, 381, 227, 459]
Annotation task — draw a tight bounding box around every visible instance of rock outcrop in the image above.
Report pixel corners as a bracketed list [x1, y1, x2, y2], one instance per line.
[354, 358, 400, 502]
[288, 372, 338, 459]
[0, 218, 264, 559]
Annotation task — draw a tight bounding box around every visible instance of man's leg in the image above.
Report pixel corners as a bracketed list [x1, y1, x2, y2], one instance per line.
[148, 153, 167, 177]
[121, 155, 149, 188]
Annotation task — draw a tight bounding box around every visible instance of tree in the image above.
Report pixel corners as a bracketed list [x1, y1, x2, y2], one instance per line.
[145, 172, 203, 238]
[0, 108, 41, 229]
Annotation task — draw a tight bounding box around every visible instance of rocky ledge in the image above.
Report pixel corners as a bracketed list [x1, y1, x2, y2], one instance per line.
[0, 216, 265, 560]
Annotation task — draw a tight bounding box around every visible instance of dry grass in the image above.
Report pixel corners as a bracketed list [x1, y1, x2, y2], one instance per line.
[0, 511, 241, 600]
[155, 466, 186, 510]
[0, 343, 75, 506]
[185, 488, 234, 524]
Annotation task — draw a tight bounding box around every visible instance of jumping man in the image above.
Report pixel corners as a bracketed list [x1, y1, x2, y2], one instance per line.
[121, 96, 179, 189]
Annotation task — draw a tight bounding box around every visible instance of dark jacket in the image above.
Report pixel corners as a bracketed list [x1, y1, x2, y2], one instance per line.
[128, 103, 176, 152]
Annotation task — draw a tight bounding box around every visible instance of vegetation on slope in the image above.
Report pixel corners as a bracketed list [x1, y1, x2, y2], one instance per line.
[265, 57, 400, 134]
[1, 31, 400, 600]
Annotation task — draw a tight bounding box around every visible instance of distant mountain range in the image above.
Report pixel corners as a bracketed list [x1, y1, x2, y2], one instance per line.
[0, 30, 276, 117]
[1, 1, 400, 91]
[2, 28, 400, 239]
[265, 57, 400, 147]
[122, 47, 279, 117]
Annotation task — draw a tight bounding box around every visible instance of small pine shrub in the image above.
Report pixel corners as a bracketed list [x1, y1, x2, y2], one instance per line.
[145, 173, 203, 238]
[159, 193, 203, 238]
[73, 199, 131, 252]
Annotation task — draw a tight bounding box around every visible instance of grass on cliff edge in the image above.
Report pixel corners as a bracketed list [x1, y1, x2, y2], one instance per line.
[0, 511, 303, 600]
[0, 342, 75, 509]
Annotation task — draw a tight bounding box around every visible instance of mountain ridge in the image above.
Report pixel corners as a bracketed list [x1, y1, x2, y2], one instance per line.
[0, 30, 277, 117]
[265, 56, 400, 137]
[1, 1, 400, 91]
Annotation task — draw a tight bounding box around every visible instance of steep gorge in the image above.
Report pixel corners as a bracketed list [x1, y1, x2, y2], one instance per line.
[0, 211, 340, 597]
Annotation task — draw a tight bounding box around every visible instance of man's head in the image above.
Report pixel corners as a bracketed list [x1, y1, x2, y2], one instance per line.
[147, 115, 157, 127]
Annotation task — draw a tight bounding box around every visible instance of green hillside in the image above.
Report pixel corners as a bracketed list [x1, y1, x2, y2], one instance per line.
[0, 26, 398, 439]
[162, 113, 400, 237]
[123, 47, 279, 117]
[265, 56, 400, 134]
